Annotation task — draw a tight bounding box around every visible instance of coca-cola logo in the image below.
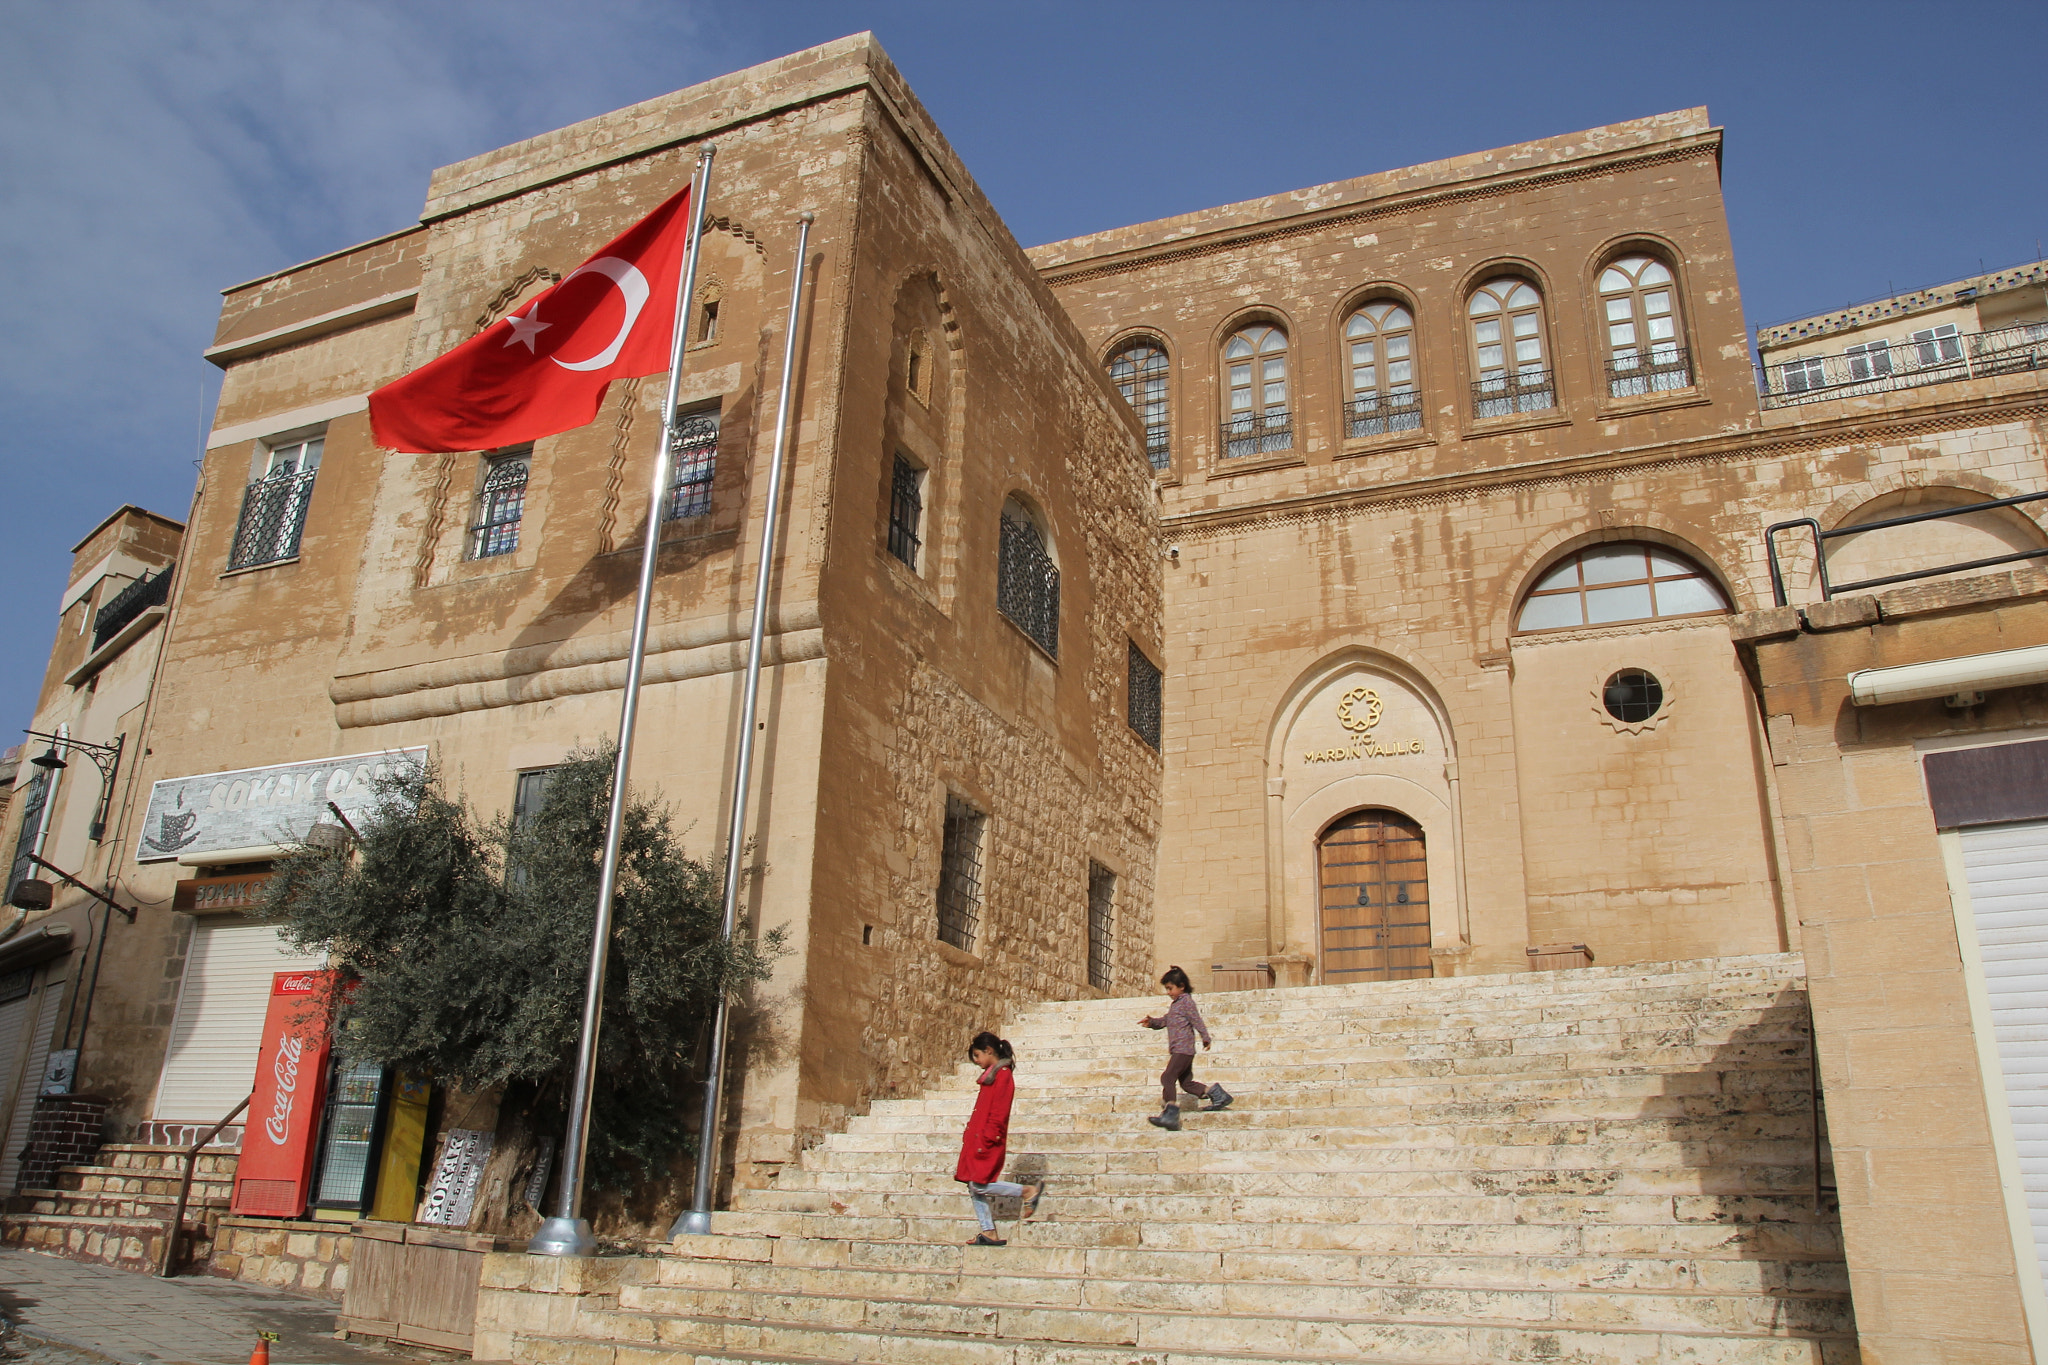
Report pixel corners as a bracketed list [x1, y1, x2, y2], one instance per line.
[264, 1033, 304, 1146]
[276, 974, 318, 995]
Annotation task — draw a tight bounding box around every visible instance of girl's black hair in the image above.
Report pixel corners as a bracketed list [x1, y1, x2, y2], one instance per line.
[967, 1031, 1013, 1062]
[1161, 965, 1193, 993]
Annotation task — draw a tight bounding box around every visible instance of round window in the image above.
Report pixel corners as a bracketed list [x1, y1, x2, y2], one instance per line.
[1602, 669, 1664, 723]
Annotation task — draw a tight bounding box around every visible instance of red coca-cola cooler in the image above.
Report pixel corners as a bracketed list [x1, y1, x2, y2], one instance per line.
[230, 969, 339, 1218]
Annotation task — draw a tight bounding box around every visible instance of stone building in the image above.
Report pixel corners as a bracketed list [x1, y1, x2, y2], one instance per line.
[5, 29, 2048, 1361]
[17, 33, 1160, 1221]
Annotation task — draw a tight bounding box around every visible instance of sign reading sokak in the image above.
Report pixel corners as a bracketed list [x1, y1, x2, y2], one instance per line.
[135, 748, 426, 864]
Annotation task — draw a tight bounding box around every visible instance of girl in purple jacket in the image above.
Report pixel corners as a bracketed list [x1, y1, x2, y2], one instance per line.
[1137, 966, 1234, 1130]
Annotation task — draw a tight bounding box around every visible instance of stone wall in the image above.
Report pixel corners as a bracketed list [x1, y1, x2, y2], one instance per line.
[208, 1216, 351, 1299]
[1733, 570, 2048, 1363]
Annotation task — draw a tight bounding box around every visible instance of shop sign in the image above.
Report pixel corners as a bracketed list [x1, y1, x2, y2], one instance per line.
[173, 872, 273, 914]
[419, 1128, 495, 1227]
[135, 747, 426, 863]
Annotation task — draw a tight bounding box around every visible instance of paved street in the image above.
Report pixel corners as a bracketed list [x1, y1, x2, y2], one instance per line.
[0, 1250, 428, 1365]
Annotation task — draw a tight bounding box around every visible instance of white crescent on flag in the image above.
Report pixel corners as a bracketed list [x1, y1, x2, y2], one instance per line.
[549, 256, 652, 372]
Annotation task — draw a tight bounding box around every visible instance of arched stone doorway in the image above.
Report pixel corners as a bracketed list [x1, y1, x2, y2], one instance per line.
[1316, 808, 1431, 983]
[1268, 652, 1465, 985]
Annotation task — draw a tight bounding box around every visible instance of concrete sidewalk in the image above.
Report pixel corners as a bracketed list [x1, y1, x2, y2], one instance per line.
[0, 1250, 428, 1365]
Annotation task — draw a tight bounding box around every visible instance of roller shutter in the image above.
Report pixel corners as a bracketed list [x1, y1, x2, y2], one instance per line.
[153, 919, 315, 1123]
[0, 984, 64, 1189]
[1958, 819, 2048, 1286]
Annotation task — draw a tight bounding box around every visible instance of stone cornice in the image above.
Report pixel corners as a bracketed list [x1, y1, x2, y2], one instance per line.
[1165, 392, 2048, 542]
[1037, 134, 1720, 290]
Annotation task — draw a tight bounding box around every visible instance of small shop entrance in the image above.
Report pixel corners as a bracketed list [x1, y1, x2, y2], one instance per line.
[1316, 809, 1432, 984]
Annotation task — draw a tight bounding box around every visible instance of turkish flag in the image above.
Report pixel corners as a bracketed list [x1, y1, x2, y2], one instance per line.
[370, 183, 693, 454]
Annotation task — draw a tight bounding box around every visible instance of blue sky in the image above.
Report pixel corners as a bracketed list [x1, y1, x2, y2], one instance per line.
[3, 0, 2046, 729]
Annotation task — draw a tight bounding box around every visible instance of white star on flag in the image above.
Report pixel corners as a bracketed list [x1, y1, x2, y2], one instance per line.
[503, 309, 552, 352]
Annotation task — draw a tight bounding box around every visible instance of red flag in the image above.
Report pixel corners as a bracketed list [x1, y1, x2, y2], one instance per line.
[370, 184, 693, 454]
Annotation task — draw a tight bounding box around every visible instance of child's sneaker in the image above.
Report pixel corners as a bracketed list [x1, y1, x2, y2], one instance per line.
[1147, 1104, 1182, 1131]
[1203, 1085, 1234, 1112]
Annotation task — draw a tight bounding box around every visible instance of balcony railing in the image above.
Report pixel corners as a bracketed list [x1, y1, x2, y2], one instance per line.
[227, 471, 316, 571]
[1606, 347, 1693, 399]
[1220, 410, 1293, 459]
[1345, 391, 1424, 440]
[1471, 368, 1556, 420]
[1758, 321, 2048, 409]
[91, 565, 173, 650]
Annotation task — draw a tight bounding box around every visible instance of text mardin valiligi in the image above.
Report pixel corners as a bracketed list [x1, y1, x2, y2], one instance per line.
[1301, 738, 1426, 764]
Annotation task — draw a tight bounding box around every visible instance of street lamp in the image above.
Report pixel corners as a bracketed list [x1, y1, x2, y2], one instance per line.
[23, 731, 122, 842]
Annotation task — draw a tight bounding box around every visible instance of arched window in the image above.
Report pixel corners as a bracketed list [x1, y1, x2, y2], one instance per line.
[1107, 340, 1171, 470]
[469, 447, 531, 559]
[1599, 255, 1689, 397]
[1515, 542, 1729, 631]
[1221, 324, 1291, 457]
[996, 498, 1059, 658]
[1344, 301, 1421, 438]
[1467, 278, 1553, 417]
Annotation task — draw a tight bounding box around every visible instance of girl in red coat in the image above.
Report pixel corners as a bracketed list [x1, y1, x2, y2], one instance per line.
[954, 1031, 1043, 1246]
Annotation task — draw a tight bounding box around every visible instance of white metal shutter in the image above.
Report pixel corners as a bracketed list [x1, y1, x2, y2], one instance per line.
[0, 995, 32, 1116]
[153, 920, 314, 1122]
[0, 985, 64, 1188]
[1960, 820, 2048, 1285]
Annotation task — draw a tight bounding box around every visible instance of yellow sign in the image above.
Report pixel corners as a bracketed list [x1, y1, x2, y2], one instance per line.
[1302, 686, 1426, 763]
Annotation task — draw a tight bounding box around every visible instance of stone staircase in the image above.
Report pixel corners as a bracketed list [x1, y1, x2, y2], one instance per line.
[3, 1142, 235, 1272]
[481, 952, 1858, 1364]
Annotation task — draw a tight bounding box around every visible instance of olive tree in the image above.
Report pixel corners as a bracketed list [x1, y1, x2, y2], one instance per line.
[261, 747, 781, 1190]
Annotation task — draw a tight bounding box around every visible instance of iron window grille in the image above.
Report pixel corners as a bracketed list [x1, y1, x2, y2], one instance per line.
[1108, 342, 1172, 470]
[1345, 392, 1424, 439]
[1471, 369, 1556, 420]
[1606, 347, 1693, 399]
[1087, 862, 1115, 990]
[92, 564, 173, 650]
[664, 409, 720, 520]
[1602, 669, 1664, 723]
[228, 468, 318, 570]
[888, 455, 924, 570]
[1127, 640, 1162, 750]
[1220, 409, 1293, 458]
[997, 510, 1060, 658]
[469, 450, 531, 559]
[937, 794, 987, 953]
[5, 769, 48, 903]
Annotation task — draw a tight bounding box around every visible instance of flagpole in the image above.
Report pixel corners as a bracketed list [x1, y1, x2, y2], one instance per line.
[529, 144, 716, 1258]
[673, 209, 813, 1240]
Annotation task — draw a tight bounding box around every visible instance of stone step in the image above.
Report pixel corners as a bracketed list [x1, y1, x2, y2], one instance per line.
[615, 1271, 1851, 1339]
[53, 1165, 234, 1198]
[95, 1143, 239, 1174]
[1, 1211, 212, 1273]
[518, 1324, 1851, 1365]
[649, 1235, 1851, 1297]
[763, 1159, 1820, 1202]
[21, 1187, 230, 1220]
[713, 1185, 1839, 1231]
[1012, 999, 1813, 1050]
[522, 1277, 1852, 1365]
[685, 1208, 1846, 1260]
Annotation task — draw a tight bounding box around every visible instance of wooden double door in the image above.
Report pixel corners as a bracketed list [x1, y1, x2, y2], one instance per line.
[1316, 809, 1432, 984]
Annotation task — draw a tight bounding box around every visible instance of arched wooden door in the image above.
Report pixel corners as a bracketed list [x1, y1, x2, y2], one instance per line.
[1316, 809, 1432, 984]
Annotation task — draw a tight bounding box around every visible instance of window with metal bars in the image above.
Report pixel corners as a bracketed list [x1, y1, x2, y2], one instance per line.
[469, 448, 531, 559]
[937, 795, 986, 953]
[888, 454, 924, 570]
[1127, 640, 1162, 749]
[997, 502, 1059, 658]
[228, 435, 322, 570]
[1107, 340, 1171, 469]
[1086, 862, 1115, 990]
[664, 408, 720, 520]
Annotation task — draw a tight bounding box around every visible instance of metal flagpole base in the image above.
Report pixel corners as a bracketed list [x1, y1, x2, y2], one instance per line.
[669, 1208, 713, 1238]
[528, 1216, 597, 1257]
